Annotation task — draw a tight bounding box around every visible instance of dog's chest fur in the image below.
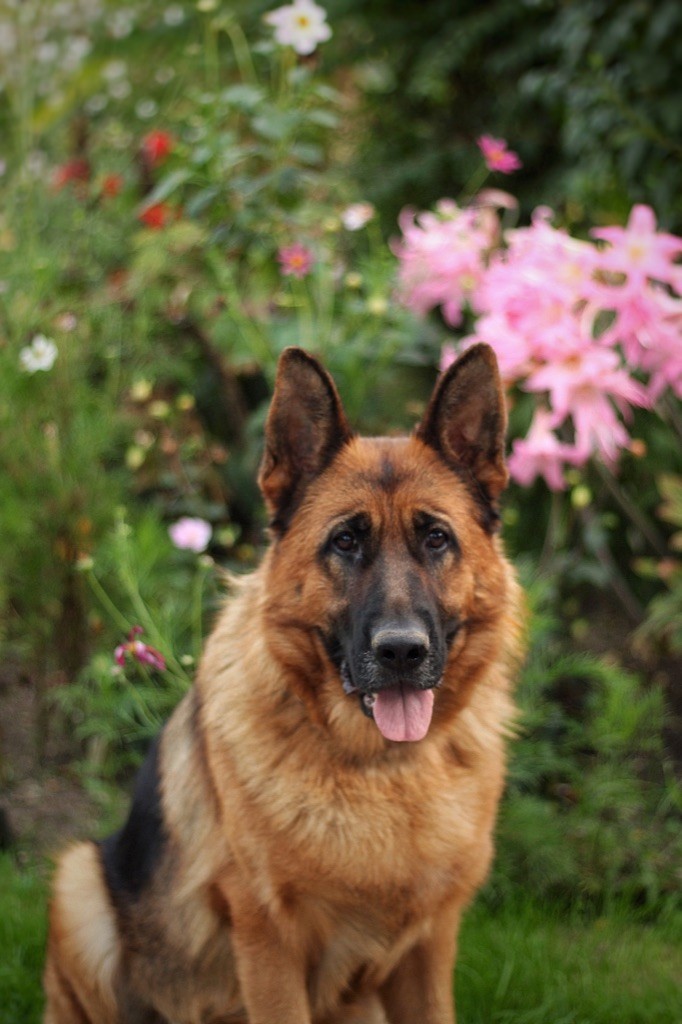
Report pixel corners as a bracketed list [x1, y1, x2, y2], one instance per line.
[183, 614, 508, 1018]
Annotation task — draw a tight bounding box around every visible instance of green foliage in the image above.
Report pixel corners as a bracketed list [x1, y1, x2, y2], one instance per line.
[0, 0, 432, 713]
[1, 849, 680, 1024]
[535, 0, 682, 228]
[0, 184, 130, 676]
[457, 898, 682, 1024]
[325, 0, 682, 230]
[0, 855, 47, 1024]
[55, 511, 217, 775]
[491, 571, 682, 913]
[637, 474, 682, 654]
[0, 0, 679, 930]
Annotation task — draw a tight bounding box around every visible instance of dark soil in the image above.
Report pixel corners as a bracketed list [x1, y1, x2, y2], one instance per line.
[0, 662, 107, 861]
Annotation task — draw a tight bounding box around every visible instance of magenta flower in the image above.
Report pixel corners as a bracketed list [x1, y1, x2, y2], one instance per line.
[115, 627, 166, 672]
[477, 135, 522, 174]
[169, 516, 212, 552]
[277, 243, 314, 279]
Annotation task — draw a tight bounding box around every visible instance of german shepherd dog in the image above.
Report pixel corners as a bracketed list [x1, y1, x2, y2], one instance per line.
[44, 343, 524, 1024]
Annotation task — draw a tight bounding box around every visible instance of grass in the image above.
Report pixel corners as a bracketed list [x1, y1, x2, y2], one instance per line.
[0, 854, 48, 1024]
[1, 853, 680, 1024]
[457, 898, 682, 1024]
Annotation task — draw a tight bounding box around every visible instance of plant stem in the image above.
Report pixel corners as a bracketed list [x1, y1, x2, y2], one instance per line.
[221, 16, 259, 86]
[594, 462, 668, 557]
[660, 394, 682, 443]
[459, 164, 490, 205]
[580, 505, 644, 622]
[86, 569, 132, 635]
[538, 490, 565, 575]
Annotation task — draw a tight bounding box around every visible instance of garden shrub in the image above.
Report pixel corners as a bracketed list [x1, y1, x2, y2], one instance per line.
[324, 0, 682, 231]
[490, 570, 682, 914]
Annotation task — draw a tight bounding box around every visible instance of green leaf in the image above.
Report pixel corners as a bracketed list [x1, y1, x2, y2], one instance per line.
[290, 142, 324, 166]
[142, 169, 193, 207]
[221, 84, 266, 111]
[185, 186, 221, 218]
[252, 111, 301, 142]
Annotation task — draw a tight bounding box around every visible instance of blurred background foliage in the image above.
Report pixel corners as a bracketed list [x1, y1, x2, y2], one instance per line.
[323, 0, 682, 231]
[0, 0, 680, 938]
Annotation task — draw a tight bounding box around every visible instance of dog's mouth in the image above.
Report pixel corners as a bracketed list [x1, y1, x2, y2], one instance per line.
[341, 661, 438, 743]
[362, 684, 436, 742]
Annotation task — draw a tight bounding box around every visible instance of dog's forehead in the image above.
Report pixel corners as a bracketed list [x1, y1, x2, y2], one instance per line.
[312, 435, 470, 521]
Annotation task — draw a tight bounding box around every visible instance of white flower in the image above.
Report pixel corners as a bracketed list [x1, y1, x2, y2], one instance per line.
[341, 202, 375, 231]
[136, 98, 158, 120]
[19, 334, 58, 373]
[164, 4, 185, 25]
[264, 0, 331, 56]
[102, 59, 128, 81]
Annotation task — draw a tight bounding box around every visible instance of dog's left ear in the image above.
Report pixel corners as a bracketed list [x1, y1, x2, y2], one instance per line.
[259, 347, 353, 531]
[416, 343, 509, 507]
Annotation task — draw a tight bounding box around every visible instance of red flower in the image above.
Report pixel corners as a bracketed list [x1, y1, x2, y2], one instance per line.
[138, 201, 175, 229]
[101, 173, 124, 199]
[52, 158, 90, 191]
[140, 129, 174, 166]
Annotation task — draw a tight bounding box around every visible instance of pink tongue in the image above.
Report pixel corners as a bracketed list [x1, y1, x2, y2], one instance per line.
[373, 686, 435, 742]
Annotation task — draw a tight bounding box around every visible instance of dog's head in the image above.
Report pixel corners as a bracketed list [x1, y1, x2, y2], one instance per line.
[258, 345, 518, 746]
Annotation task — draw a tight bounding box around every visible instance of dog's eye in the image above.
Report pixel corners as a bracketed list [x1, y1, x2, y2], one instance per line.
[332, 530, 358, 554]
[425, 528, 449, 551]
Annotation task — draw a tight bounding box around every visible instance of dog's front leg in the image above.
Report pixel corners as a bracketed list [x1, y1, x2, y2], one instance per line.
[230, 901, 311, 1024]
[379, 903, 461, 1024]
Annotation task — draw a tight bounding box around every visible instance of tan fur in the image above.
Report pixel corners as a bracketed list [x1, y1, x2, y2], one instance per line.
[44, 347, 525, 1024]
[44, 844, 120, 1024]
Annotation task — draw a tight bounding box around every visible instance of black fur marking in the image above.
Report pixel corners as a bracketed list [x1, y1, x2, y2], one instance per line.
[373, 454, 405, 494]
[451, 464, 502, 534]
[318, 628, 345, 672]
[100, 733, 166, 900]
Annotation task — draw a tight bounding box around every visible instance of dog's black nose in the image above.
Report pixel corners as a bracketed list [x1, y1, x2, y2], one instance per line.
[372, 627, 429, 673]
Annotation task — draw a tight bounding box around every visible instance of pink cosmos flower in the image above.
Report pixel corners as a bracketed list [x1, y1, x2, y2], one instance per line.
[114, 627, 166, 672]
[169, 516, 212, 552]
[477, 135, 522, 174]
[277, 243, 314, 278]
[508, 410, 581, 491]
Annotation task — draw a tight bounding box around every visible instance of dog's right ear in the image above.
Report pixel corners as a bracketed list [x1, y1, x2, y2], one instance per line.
[258, 348, 353, 532]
